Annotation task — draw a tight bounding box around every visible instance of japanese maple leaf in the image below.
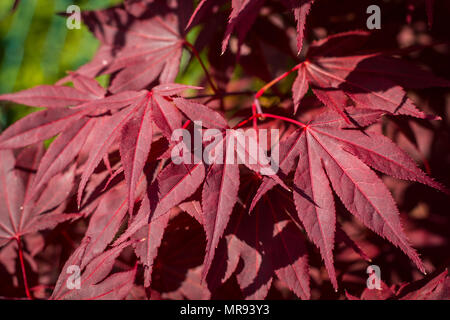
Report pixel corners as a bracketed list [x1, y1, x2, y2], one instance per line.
[117, 86, 224, 218]
[206, 189, 310, 299]
[251, 108, 447, 288]
[78, 182, 144, 269]
[76, 143, 165, 269]
[198, 126, 290, 280]
[0, 78, 101, 108]
[0, 145, 77, 248]
[0, 73, 140, 152]
[187, 0, 314, 55]
[77, 83, 209, 213]
[77, 135, 167, 220]
[201, 132, 240, 280]
[399, 269, 449, 300]
[50, 239, 136, 300]
[79, 2, 188, 93]
[1, 82, 212, 222]
[115, 121, 286, 288]
[282, 0, 315, 54]
[293, 31, 450, 118]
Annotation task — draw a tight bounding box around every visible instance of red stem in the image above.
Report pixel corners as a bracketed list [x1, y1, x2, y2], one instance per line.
[184, 40, 218, 94]
[16, 237, 32, 300]
[251, 100, 259, 131]
[234, 114, 259, 129]
[234, 112, 306, 129]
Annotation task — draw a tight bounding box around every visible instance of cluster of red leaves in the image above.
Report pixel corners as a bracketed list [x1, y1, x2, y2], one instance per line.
[0, 0, 449, 300]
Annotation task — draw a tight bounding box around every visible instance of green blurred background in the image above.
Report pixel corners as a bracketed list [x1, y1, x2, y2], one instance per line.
[0, 0, 122, 129]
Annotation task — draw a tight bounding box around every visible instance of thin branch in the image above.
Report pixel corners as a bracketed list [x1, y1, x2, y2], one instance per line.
[234, 112, 307, 129]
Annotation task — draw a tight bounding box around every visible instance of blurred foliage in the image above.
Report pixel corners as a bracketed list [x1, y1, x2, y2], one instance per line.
[0, 0, 122, 129]
[0, 0, 207, 130]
